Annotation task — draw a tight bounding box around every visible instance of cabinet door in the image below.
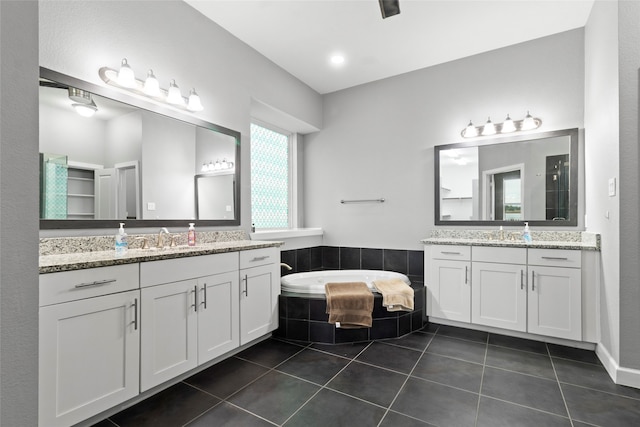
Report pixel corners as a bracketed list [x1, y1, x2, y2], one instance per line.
[39, 290, 139, 427]
[528, 266, 582, 340]
[140, 280, 198, 391]
[198, 271, 240, 364]
[428, 259, 471, 322]
[239, 262, 280, 345]
[472, 262, 527, 332]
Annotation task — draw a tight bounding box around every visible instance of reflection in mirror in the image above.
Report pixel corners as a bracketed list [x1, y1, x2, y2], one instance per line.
[195, 173, 235, 219]
[39, 68, 241, 229]
[435, 128, 578, 226]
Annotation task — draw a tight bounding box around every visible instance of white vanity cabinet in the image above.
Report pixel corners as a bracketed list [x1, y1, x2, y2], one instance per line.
[426, 243, 593, 343]
[39, 264, 140, 427]
[139, 252, 239, 391]
[426, 245, 471, 322]
[527, 249, 582, 341]
[471, 247, 527, 332]
[239, 247, 280, 345]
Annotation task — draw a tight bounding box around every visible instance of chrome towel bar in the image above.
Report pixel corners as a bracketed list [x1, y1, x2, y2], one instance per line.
[340, 198, 385, 204]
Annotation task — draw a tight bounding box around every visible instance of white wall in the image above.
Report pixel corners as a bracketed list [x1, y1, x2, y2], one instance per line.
[584, 0, 620, 370]
[0, 2, 39, 425]
[305, 29, 585, 250]
[39, 0, 323, 234]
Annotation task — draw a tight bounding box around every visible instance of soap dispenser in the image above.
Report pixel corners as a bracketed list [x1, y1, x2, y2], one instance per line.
[522, 222, 532, 244]
[115, 223, 128, 257]
[188, 223, 196, 246]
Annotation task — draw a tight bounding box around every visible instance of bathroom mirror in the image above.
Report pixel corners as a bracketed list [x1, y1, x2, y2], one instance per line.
[435, 128, 579, 226]
[39, 67, 240, 229]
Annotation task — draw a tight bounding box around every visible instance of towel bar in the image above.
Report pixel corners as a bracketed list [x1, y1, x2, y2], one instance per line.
[340, 198, 385, 204]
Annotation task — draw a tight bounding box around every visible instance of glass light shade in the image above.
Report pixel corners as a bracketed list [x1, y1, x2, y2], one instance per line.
[166, 79, 184, 105]
[208, 161, 214, 171]
[143, 69, 161, 97]
[117, 58, 136, 88]
[481, 117, 496, 136]
[501, 114, 516, 133]
[201, 163, 208, 172]
[522, 111, 536, 130]
[463, 121, 478, 138]
[221, 159, 228, 169]
[187, 88, 204, 112]
[72, 103, 97, 118]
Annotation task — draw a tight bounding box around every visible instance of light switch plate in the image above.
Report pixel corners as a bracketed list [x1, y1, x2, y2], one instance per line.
[608, 178, 616, 197]
[147, 202, 156, 211]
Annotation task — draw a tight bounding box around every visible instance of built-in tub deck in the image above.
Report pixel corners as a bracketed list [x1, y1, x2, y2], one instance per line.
[275, 270, 425, 344]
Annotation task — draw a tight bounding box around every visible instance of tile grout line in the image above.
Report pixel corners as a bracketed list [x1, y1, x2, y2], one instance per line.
[473, 332, 491, 427]
[376, 326, 438, 426]
[278, 340, 375, 426]
[548, 341, 576, 427]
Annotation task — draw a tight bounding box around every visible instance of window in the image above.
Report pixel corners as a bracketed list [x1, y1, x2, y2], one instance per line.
[250, 122, 291, 229]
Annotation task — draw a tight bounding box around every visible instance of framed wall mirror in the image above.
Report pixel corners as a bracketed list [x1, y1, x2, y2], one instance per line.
[39, 67, 241, 229]
[435, 128, 579, 227]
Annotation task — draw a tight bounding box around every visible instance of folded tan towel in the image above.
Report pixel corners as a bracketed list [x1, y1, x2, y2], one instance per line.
[373, 279, 414, 312]
[325, 282, 373, 328]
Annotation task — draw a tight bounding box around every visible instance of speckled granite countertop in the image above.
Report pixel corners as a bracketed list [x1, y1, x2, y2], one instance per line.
[39, 230, 283, 274]
[421, 230, 600, 251]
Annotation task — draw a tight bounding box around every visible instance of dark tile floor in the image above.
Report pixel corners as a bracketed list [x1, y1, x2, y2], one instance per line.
[94, 323, 640, 427]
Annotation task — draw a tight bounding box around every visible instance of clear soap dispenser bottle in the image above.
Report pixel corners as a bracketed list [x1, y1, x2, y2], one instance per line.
[522, 222, 532, 243]
[188, 223, 196, 247]
[115, 222, 128, 257]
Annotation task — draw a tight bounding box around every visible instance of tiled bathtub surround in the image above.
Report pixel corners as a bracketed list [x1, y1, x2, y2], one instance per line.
[280, 246, 425, 285]
[276, 286, 426, 344]
[39, 230, 249, 256]
[277, 246, 426, 344]
[424, 229, 600, 250]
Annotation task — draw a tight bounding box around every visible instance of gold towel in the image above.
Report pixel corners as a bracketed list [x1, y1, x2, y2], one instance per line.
[325, 282, 373, 328]
[373, 279, 414, 312]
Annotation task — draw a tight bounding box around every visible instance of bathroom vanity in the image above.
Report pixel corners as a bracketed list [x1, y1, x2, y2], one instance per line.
[38, 233, 281, 427]
[422, 230, 600, 344]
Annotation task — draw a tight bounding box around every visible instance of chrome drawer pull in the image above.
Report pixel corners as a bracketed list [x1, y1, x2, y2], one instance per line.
[532, 271, 535, 291]
[520, 270, 524, 290]
[132, 298, 138, 330]
[203, 284, 208, 310]
[441, 251, 461, 255]
[192, 285, 198, 312]
[74, 279, 117, 289]
[541, 256, 569, 261]
[250, 255, 270, 262]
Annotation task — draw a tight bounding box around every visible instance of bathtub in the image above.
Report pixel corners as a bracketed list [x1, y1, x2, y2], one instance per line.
[280, 269, 411, 294]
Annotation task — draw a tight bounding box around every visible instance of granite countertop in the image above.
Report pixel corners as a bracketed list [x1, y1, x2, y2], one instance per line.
[40, 240, 283, 274]
[421, 230, 600, 251]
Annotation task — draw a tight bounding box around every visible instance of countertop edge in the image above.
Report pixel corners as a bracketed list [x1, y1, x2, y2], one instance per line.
[40, 241, 284, 274]
[420, 238, 600, 251]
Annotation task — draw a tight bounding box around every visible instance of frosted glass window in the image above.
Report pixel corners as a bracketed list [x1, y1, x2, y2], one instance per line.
[251, 123, 289, 229]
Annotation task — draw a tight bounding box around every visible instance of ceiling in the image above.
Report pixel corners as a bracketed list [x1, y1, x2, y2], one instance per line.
[185, 0, 595, 94]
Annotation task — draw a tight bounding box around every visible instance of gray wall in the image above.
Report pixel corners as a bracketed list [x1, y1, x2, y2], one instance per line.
[584, 0, 621, 371]
[617, 0, 640, 373]
[38, 0, 323, 234]
[304, 29, 585, 250]
[0, 2, 39, 426]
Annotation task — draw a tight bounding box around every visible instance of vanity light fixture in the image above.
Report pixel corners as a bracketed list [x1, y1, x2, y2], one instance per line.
[201, 159, 234, 173]
[481, 117, 496, 136]
[68, 87, 98, 117]
[117, 58, 136, 88]
[461, 112, 541, 138]
[99, 58, 204, 112]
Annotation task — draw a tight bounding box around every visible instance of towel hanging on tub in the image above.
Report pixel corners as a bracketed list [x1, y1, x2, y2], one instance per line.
[325, 282, 374, 328]
[373, 279, 414, 312]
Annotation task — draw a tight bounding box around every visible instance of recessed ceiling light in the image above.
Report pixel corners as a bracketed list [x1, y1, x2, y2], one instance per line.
[330, 54, 345, 66]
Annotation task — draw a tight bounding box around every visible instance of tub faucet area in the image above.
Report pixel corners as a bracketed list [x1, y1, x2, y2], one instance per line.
[280, 262, 293, 270]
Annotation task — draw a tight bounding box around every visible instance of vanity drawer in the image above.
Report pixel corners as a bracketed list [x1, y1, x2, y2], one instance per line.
[39, 263, 140, 307]
[240, 247, 278, 269]
[430, 245, 471, 261]
[140, 252, 238, 287]
[473, 246, 526, 264]
[528, 249, 581, 268]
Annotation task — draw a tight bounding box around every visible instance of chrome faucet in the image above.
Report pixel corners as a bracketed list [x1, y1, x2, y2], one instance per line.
[157, 227, 170, 248]
[280, 263, 293, 271]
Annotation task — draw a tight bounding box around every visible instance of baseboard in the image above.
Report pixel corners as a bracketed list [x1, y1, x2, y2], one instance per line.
[596, 342, 640, 389]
